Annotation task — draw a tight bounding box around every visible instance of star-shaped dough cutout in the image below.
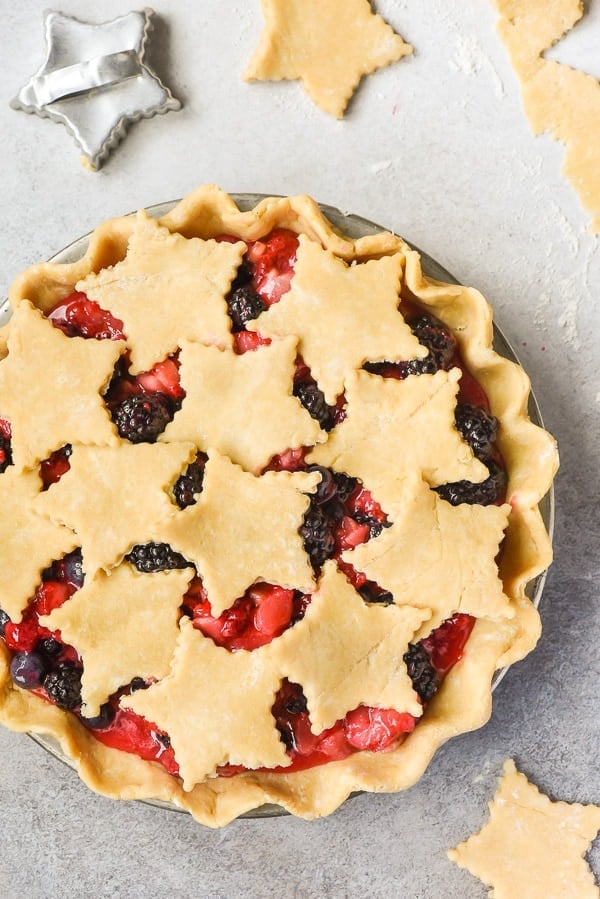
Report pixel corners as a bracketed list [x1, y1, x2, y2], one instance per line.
[78, 212, 245, 373]
[244, 0, 412, 118]
[248, 236, 424, 404]
[161, 336, 325, 473]
[39, 564, 193, 716]
[0, 468, 78, 622]
[448, 759, 600, 899]
[10, 9, 180, 169]
[271, 562, 428, 733]
[35, 442, 196, 577]
[0, 301, 123, 469]
[122, 617, 290, 789]
[308, 368, 488, 497]
[161, 452, 320, 616]
[343, 477, 512, 637]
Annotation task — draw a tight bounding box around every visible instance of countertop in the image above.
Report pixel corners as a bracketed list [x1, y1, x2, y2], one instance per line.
[0, 2, 598, 897]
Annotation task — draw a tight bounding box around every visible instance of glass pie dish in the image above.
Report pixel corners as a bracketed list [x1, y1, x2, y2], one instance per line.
[0, 192, 556, 822]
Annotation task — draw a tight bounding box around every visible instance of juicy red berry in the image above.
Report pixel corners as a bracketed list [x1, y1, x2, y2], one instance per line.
[293, 380, 335, 431]
[48, 292, 125, 340]
[126, 542, 190, 573]
[173, 453, 206, 508]
[421, 612, 475, 677]
[227, 285, 266, 331]
[233, 331, 271, 354]
[40, 445, 72, 488]
[435, 459, 507, 506]
[455, 403, 498, 460]
[344, 707, 415, 751]
[10, 651, 49, 689]
[246, 229, 299, 305]
[43, 662, 82, 709]
[112, 393, 175, 443]
[403, 643, 440, 703]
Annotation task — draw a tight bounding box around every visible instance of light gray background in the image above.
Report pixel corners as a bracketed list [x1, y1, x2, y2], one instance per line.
[0, 2, 598, 897]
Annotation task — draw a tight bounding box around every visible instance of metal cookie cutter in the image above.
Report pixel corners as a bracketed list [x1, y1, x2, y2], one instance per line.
[11, 8, 181, 169]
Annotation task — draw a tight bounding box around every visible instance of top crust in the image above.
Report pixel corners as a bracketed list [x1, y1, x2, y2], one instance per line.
[0, 185, 558, 826]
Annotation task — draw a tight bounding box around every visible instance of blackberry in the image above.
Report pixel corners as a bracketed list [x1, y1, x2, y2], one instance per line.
[455, 404, 498, 461]
[273, 681, 308, 750]
[129, 677, 147, 692]
[410, 314, 457, 371]
[331, 471, 358, 502]
[403, 643, 440, 704]
[358, 583, 394, 605]
[435, 459, 507, 507]
[36, 637, 62, 658]
[300, 502, 336, 568]
[293, 380, 335, 431]
[231, 258, 253, 290]
[0, 608, 9, 638]
[81, 702, 115, 730]
[43, 663, 82, 710]
[227, 285, 266, 331]
[0, 435, 12, 473]
[305, 465, 337, 505]
[156, 732, 171, 749]
[173, 454, 207, 508]
[126, 542, 190, 573]
[112, 393, 175, 443]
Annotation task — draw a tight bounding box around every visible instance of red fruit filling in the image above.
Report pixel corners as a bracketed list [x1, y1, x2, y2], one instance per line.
[48, 292, 125, 340]
[246, 229, 299, 306]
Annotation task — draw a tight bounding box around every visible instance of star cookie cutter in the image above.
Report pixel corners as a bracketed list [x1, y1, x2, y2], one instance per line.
[10, 8, 181, 169]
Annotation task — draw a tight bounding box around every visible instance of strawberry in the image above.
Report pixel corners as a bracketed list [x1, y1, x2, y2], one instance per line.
[344, 707, 415, 751]
[48, 292, 125, 340]
[246, 229, 299, 306]
[135, 358, 185, 399]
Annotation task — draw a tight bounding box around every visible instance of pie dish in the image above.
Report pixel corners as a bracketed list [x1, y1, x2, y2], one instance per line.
[0, 187, 558, 826]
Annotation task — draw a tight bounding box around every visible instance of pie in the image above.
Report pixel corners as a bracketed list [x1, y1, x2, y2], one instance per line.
[0, 186, 558, 826]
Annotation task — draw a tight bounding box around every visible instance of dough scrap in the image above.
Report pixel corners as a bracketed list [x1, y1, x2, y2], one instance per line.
[492, 0, 600, 232]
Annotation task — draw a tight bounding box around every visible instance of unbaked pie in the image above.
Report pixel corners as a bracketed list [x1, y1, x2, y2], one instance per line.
[0, 187, 558, 825]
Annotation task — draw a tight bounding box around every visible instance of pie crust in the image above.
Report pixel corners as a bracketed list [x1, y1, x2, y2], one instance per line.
[0, 186, 558, 826]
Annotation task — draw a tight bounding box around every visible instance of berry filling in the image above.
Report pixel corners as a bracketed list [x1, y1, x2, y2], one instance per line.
[5, 228, 499, 781]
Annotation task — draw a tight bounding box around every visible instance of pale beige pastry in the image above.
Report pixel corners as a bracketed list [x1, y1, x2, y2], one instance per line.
[0, 186, 557, 827]
[244, 0, 412, 117]
[448, 759, 600, 898]
[492, 0, 600, 232]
